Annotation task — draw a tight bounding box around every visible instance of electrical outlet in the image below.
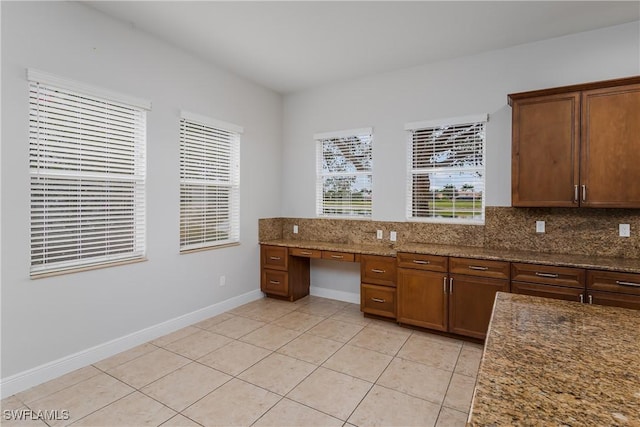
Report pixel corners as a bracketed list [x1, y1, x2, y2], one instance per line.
[619, 224, 630, 238]
[219, 275, 226, 286]
[536, 221, 545, 233]
[390, 231, 397, 242]
[293, 225, 298, 234]
[376, 230, 383, 239]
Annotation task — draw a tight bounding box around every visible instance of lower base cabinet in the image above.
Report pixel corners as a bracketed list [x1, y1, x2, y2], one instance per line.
[361, 283, 396, 318]
[397, 268, 447, 331]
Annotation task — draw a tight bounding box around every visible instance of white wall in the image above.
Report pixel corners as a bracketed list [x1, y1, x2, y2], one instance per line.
[1, 1, 282, 381]
[282, 21, 640, 220]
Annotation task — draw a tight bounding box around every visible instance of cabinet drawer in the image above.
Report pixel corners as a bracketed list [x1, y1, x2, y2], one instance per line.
[361, 255, 397, 287]
[450, 257, 510, 280]
[322, 251, 355, 262]
[397, 252, 448, 272]
[512, 281, 584, 303]
[588, 290, 640, 310]
[261, 269, 288, 297]
[289, 248, 321, 258]
[587, 270, 640, 296]
[261, 245, 288, 270]
[361, 284, 396, 318]
[511, 263, 585, 289]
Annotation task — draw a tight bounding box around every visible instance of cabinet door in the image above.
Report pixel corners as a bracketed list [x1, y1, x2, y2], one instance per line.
[511, 92, 580, 207]
[397, 269, 447, 331]
[449, 275, 509, 339]
[581, 83, 640, 207]
[512, 281, 584, 303]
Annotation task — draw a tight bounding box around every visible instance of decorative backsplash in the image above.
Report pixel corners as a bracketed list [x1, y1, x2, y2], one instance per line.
[260, 206, 640, 259]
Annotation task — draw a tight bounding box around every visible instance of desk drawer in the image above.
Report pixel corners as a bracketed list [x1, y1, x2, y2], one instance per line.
[261, 245, 288, 270]
[511, 263, 585, 289]
[587, 270, 640, 296]
[361, 284, 396, 318]
[450, 257, 510, 280]
[397, 252, 448, 272]
[261, 269, 288, 297]
[361, 255, 396, 287]
[289, 248, 321, 258]
[322, 251, 355, 262]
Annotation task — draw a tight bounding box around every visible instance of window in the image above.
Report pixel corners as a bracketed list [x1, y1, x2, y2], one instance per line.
[28, 69, 149, 277]
[406, 114, 487, 223]
[179, 112, 241, 251]
[315, 128, 373, 217]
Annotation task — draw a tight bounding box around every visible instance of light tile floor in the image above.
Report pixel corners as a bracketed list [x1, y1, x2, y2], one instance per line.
[1, 296, 483, 427]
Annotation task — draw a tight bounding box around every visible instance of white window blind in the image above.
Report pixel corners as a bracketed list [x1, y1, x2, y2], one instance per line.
[179, 113, 241, 251]
[406, 115, 487, 223]
[29, 77, 147, 277]
[315, 128, 372, 217]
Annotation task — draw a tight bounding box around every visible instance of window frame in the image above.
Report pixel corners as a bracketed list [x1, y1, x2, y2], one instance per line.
[405, 114, 488, 225]
[314, 127, 373, 218]
[179, 111, 242, 252]
[28, 69, 149, 277]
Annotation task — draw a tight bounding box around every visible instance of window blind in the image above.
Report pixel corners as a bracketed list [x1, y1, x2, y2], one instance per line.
[406, 115, 487, 223]
[315, 128, 373, 217]
[29, 80, 147, 276]
[179, 114, 241, 251]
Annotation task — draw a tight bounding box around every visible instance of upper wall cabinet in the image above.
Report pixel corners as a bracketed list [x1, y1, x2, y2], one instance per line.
[509, 76, 640, 208]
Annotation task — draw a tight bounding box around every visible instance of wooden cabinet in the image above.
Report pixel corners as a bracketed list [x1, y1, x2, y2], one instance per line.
[397, 254, 448, 331]
[509, 76, 640, 208]
[360, 255, 396, 319]
[586, 270, 640, 310]
[449, 258, 510, 339]
[511, 263, 585, 303]
[260, 245, 310, 301]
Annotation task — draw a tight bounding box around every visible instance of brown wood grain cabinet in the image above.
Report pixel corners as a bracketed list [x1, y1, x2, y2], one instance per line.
[260, 245, 310, 301]
[509, 76, 640, 208]
[511, 263, 586, 303]
[586, 270, 640, 310]
[360, 255, 396, 319]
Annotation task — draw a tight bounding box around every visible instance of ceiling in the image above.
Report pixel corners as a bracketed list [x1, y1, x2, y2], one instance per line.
[86, 1, 640, 94]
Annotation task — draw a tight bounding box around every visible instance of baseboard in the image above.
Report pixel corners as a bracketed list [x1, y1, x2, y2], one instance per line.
[310, 287, 360, 304]
[0, 289, 263, 399]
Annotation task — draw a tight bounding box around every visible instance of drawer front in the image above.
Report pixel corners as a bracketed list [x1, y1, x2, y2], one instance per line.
[361, 255, 397, 287]
[261, 245, 288, 270]
[289, 248, 322, 258]
[588, 290, 640, 310]
[397, 252, 448, 272]
[587, 270, 640, 296]
[261, 269, 289, 297]
[322, 251, 355, 262]
[512, 281, 584, 303]
[511, 263, 585, 289]
[361, 284, 396, 318]
[450, 257, 510, 280]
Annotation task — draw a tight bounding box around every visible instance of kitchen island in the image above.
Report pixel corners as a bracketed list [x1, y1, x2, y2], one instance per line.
[468, 292, 640, 426]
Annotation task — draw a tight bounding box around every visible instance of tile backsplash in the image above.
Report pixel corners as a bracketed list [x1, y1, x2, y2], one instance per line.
[259, 206, 640, 259]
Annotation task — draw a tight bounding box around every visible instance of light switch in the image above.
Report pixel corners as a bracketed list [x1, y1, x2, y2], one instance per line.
[536, 221, 545, 233]
[390, 231, 397, 242]
[619, 224, 630, 237]
[376, 230, 383, 239]
[293, 225, 298, 234]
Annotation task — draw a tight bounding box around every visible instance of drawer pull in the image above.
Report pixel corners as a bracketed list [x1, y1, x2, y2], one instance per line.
[574, 185, 578, 203]
[269, 280, 280, 285]
[371, 269, 386, 274]
[300, 251, 313, 255]
[371, 297, 386, 303]
[616, 280, 640, 288]
[579, 294, 584, 303]
[468, 265, 489, 271]
[588, 294, 593, 304]
[331, 255, 344, 259]
[535, 272, 559, 279]
[443, 277, 447, 294]
[412, 260, 430, 265]
[269, 256, 281, 261]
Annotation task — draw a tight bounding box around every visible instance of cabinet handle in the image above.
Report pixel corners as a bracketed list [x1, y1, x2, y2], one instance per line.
[269, 280, 280, 285]
[371, 269, 386, 274]
[582, 185, 587, 202]
[371, 297, 386, 303]
[269, 256, 281, 261]
[579, 294, 584, 303]
[574, 185, 578, 203]
[412, 260, 430, 265]
[331, 255, 344, 259]
[468, 265, 489, 271]
[588, 294, 593, 304]
[449, 277, 453, 294]
[300, 251, 312, 255]
[616, 280, 640, 288]
[535, 272, 559, 279]
[443, 277, 447, 294]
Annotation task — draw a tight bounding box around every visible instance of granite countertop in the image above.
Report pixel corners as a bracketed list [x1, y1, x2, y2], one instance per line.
[469, 292, 640, 426]
[260, 239, 640, 273]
